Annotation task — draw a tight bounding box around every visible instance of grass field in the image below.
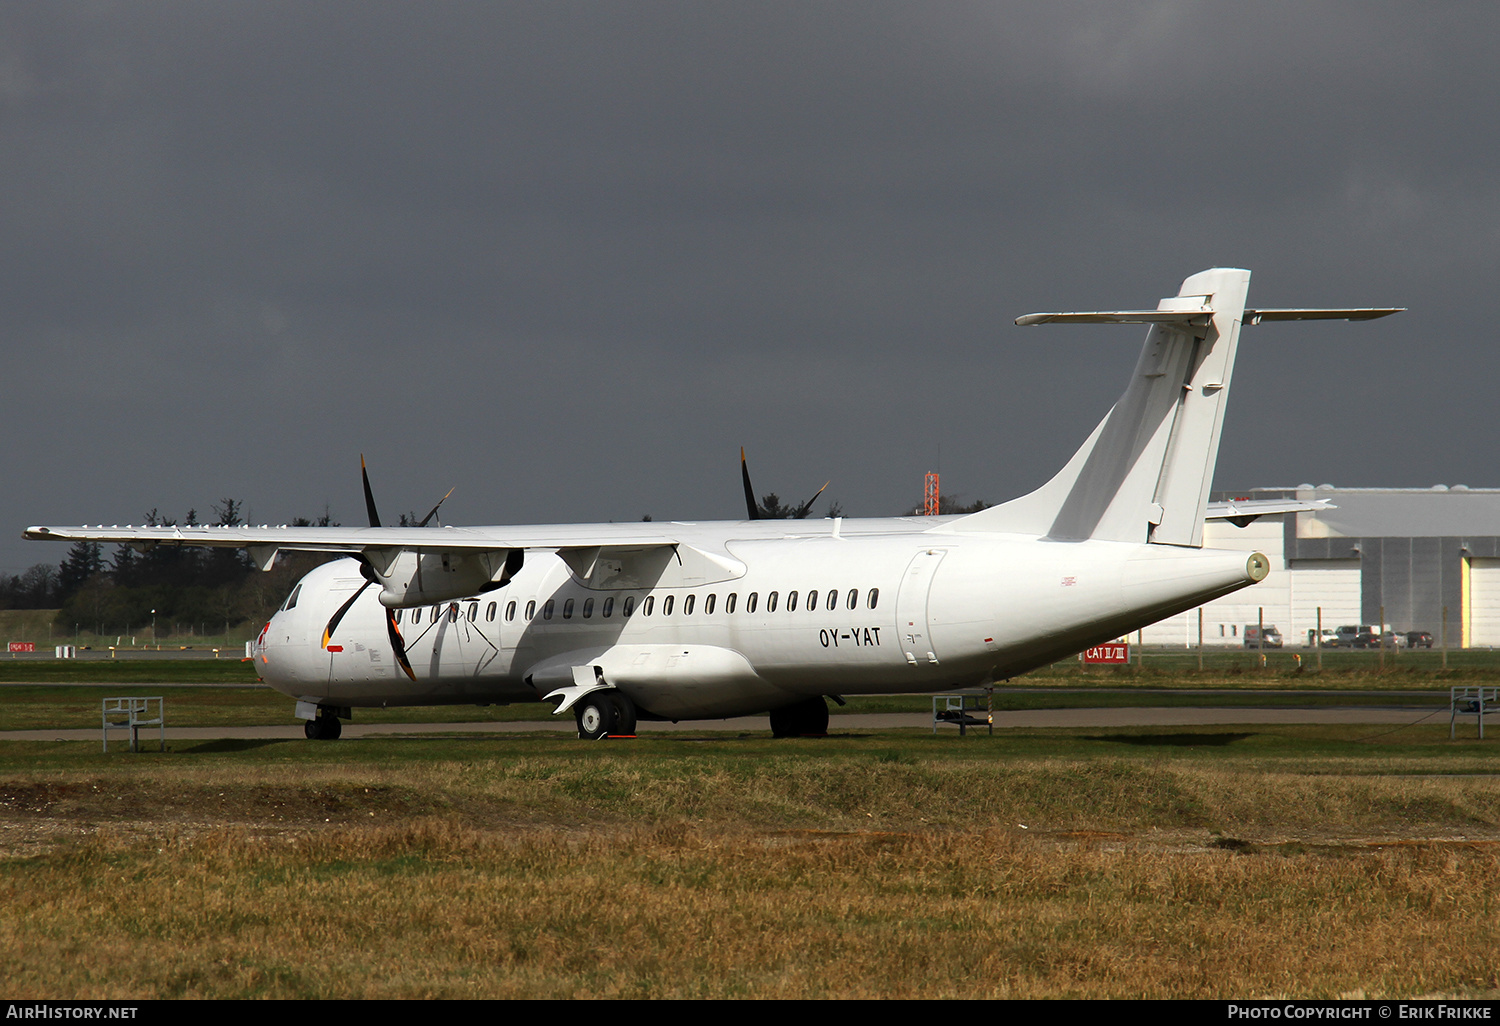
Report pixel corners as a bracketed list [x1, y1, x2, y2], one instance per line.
[2, 722, 1500, 998]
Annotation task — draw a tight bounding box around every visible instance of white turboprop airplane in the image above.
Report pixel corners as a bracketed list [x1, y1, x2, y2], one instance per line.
[26, 269, 1399, 740]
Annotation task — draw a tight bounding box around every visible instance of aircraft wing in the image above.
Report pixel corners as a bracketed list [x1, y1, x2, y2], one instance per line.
[1204, 497, 1333, 528]
[22, 523, 679, 571]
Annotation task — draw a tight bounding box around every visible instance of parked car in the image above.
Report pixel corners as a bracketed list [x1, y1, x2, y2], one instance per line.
[1244, 625, 1283, 649]
[1334, 625, 1381, 649]
[1406, 631, 1434, 649]
[1307, 628, 1338, 648]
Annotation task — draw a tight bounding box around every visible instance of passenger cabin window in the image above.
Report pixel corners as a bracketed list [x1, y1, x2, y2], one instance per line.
[826, 590, 837, 611]
[867, 588, 879, 609]
[643, 596, 654, 616]
[787, 591, 798, 612]
[602, 597, 614, 618]
[543, 599, 554, 620]
[430, 605, 440, 623]
[847, 588, 858, 610]
[623, 596, 635, 617]
[725, 593, 736, 613]
[704, 594, 715, 615]
[505, 601, 516, 622]
[746, 593, 757, 613]
[486, 602, 497, 622]
[663, 595, 674, 616]
[525, 600, 536, 621]
[767, 591, 779, 612]
[683, 595, 695, 615]
[806, 590, 817, 611]
[563, 598, 574, 619]
[582, 597, 594, 618]
[468, 603, 479, 622]
[448, 604, 459, 623]
[410, 607, 421, 625]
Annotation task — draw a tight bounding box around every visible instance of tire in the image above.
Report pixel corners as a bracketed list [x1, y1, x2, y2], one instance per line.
[769, 696, 829, 738]
[305, 709, 342, 740]
[611, 691, 638, 736]
[575, 693, 619, 740]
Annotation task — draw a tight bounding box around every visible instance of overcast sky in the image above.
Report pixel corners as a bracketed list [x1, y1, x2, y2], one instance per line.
[3, 2, 1494, 574]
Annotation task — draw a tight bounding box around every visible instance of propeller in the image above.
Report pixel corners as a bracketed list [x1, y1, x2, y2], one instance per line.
[415, 487, 454, 528]
[741, 448, 759, 520]
[361, 454, 383, 528]
[740, 448, 828, 520]
[324, 456, 459, 681]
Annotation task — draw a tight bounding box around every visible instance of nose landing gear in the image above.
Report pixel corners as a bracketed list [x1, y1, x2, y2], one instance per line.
[304, 707, 344, 740]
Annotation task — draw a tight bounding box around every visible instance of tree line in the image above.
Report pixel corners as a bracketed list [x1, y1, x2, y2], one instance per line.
[1, 499, 339, 637]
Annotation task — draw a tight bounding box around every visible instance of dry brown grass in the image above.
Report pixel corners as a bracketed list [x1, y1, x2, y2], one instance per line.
[3, 819, 1499, 999]
[4, 739, 1500, 999]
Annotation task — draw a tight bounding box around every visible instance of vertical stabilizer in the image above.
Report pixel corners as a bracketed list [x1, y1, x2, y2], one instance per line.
[950, 268, 1251, 547]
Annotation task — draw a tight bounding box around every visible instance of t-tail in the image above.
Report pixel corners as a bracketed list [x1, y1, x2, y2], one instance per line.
[951, 268, 1401, 546]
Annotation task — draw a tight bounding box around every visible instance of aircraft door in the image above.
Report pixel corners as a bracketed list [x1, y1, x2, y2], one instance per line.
[895, 548, 947, 666]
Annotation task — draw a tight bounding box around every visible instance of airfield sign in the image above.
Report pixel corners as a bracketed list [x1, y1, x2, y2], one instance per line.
[1082, 643, 1128, 664]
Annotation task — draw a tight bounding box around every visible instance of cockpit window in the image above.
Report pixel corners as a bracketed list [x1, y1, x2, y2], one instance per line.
[282, 584, 302, 611]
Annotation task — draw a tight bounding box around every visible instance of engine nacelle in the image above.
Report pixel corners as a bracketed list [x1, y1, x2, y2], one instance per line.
[363, 547, 520, 608]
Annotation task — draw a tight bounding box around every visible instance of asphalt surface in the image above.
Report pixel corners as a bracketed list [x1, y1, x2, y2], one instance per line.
[0, 704, 1467, 743]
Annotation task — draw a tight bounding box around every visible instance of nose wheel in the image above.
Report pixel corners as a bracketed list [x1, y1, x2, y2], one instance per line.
[304, 708, 343, 740]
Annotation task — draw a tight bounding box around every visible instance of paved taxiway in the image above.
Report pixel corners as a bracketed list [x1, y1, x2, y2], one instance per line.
[0, 704, 1460, 742]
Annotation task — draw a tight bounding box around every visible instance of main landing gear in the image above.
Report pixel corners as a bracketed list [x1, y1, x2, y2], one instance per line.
[575, 690, 638, 740]
[769, 696, 829, 738]
[304, 707, 343, 740]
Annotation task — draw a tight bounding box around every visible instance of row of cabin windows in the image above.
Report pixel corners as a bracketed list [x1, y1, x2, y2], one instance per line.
[394, 588, 880, 626]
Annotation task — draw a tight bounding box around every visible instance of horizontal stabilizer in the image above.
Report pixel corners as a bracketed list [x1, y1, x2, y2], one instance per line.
[1244, 308, 1404, 323]
[1015, 307, 1403, 328]
[1206, 497, 1334, 528]
[1015, 310, 1211, 328]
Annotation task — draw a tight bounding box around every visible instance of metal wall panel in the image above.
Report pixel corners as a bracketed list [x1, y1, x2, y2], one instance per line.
[1288, 560, 1361, 641]
[1468, 558, 1500, 647]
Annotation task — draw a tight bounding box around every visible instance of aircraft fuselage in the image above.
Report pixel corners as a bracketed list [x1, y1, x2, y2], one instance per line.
[254, 516, 1263, 721]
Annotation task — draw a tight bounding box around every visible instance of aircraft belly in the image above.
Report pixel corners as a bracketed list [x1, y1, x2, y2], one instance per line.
[525, 643, 790, 719]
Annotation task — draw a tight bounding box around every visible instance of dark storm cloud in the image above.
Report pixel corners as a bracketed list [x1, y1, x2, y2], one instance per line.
[3, 2, 1497, 573]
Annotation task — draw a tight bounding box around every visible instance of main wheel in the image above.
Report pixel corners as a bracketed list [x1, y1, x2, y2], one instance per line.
[769, 696, 829, 738]
[611, 691, 638, 736]
[575, 693, 620, 740]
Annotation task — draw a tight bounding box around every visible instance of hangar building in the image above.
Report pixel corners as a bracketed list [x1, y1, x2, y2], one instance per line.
[1142, 485, 1500, 648]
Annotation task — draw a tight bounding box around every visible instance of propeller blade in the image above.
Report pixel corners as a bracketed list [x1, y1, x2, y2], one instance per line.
[741, 448, 760, 520]
[417, 487, 455, 527]
[360, 454, 382, 529]
[385, 609, 416, 681]
[794, 481, 829, 519]
[322, 581, 372, 649]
